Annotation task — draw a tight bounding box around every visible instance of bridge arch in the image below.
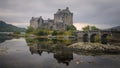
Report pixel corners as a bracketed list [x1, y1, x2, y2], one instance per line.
[101, 34, 110, 44]
[83, 33, 88, 42]
[90, 33, 98, 43]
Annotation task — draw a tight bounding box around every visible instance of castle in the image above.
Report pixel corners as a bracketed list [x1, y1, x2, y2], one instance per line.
[30, 7, 73, 30]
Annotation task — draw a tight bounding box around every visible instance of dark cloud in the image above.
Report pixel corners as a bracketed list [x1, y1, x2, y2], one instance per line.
[0, 0, 120, 29]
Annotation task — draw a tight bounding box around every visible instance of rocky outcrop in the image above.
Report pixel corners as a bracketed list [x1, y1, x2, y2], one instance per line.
[69, 42, 120, 54]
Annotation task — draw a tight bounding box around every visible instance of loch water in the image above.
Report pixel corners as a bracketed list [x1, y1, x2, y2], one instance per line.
[0, 36, 120, 68]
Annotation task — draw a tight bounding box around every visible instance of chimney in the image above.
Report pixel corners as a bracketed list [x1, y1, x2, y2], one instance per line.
[66, 7, 69, 10]
[40, 16, 42, 18]
[32, 17, 34, 19]
[58, 9, 61, 11]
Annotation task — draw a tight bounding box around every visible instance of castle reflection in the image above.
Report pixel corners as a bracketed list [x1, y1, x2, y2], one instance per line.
[26, 38, 76, 66]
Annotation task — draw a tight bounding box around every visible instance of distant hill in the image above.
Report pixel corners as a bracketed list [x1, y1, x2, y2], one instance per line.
[111, 26, 120, 31]
[0, 21, 26, 32]
[105, 26, 120, 31]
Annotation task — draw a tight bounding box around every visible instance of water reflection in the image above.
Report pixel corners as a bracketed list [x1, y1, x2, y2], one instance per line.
[54, 50, 73, 66]
[26, 38, 75, 66]
[25, 37, 114, 66]
[0, 34, 13, 43]
[0, 37, 120, 68]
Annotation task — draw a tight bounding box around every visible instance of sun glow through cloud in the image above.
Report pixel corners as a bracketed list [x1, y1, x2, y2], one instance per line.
[73, 23, 90, 30]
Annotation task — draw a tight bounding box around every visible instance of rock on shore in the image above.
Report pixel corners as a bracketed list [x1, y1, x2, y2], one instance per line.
[69, 42, 120, 54]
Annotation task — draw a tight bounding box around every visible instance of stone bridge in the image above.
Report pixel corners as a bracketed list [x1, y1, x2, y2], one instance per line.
[75, 30, 120, 44]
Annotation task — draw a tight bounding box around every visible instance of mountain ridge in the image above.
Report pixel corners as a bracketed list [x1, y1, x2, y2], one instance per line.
[107, 26, 120, 31]
[0, 20, 26, 32]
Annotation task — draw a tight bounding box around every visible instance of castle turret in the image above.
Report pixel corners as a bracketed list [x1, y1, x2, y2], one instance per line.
[54, 7, 73, 25]
[38, 16, 44, 28]
[30, 16, 44, 29]
[66, 7, 69, 10]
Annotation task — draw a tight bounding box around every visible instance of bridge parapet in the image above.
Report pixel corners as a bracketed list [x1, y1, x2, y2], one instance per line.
[75, 30, 120, 43]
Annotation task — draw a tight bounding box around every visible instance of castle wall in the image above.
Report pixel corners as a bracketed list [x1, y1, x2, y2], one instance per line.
[30, 7, 73, 31]
[63, 13, 73, 25]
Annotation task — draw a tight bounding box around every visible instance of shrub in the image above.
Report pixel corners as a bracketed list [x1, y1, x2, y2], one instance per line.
[95, 34, 100, 42]
[34, 29, 49, 36]
[26, 26, 34, 34]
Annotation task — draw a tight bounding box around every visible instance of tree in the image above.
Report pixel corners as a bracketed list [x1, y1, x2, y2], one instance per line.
[91, 26, 99, 31]
[82, 25, 90, 31]
[82, 25, 99, 31]
[66, 25, 76, 31]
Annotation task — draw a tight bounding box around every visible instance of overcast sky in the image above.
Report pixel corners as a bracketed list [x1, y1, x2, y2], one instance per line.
[0, 0, 120, 30]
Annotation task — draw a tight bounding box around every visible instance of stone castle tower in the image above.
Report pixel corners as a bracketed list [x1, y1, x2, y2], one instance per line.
[30, 7, 73, 30]
[54, 7, 73, 25]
